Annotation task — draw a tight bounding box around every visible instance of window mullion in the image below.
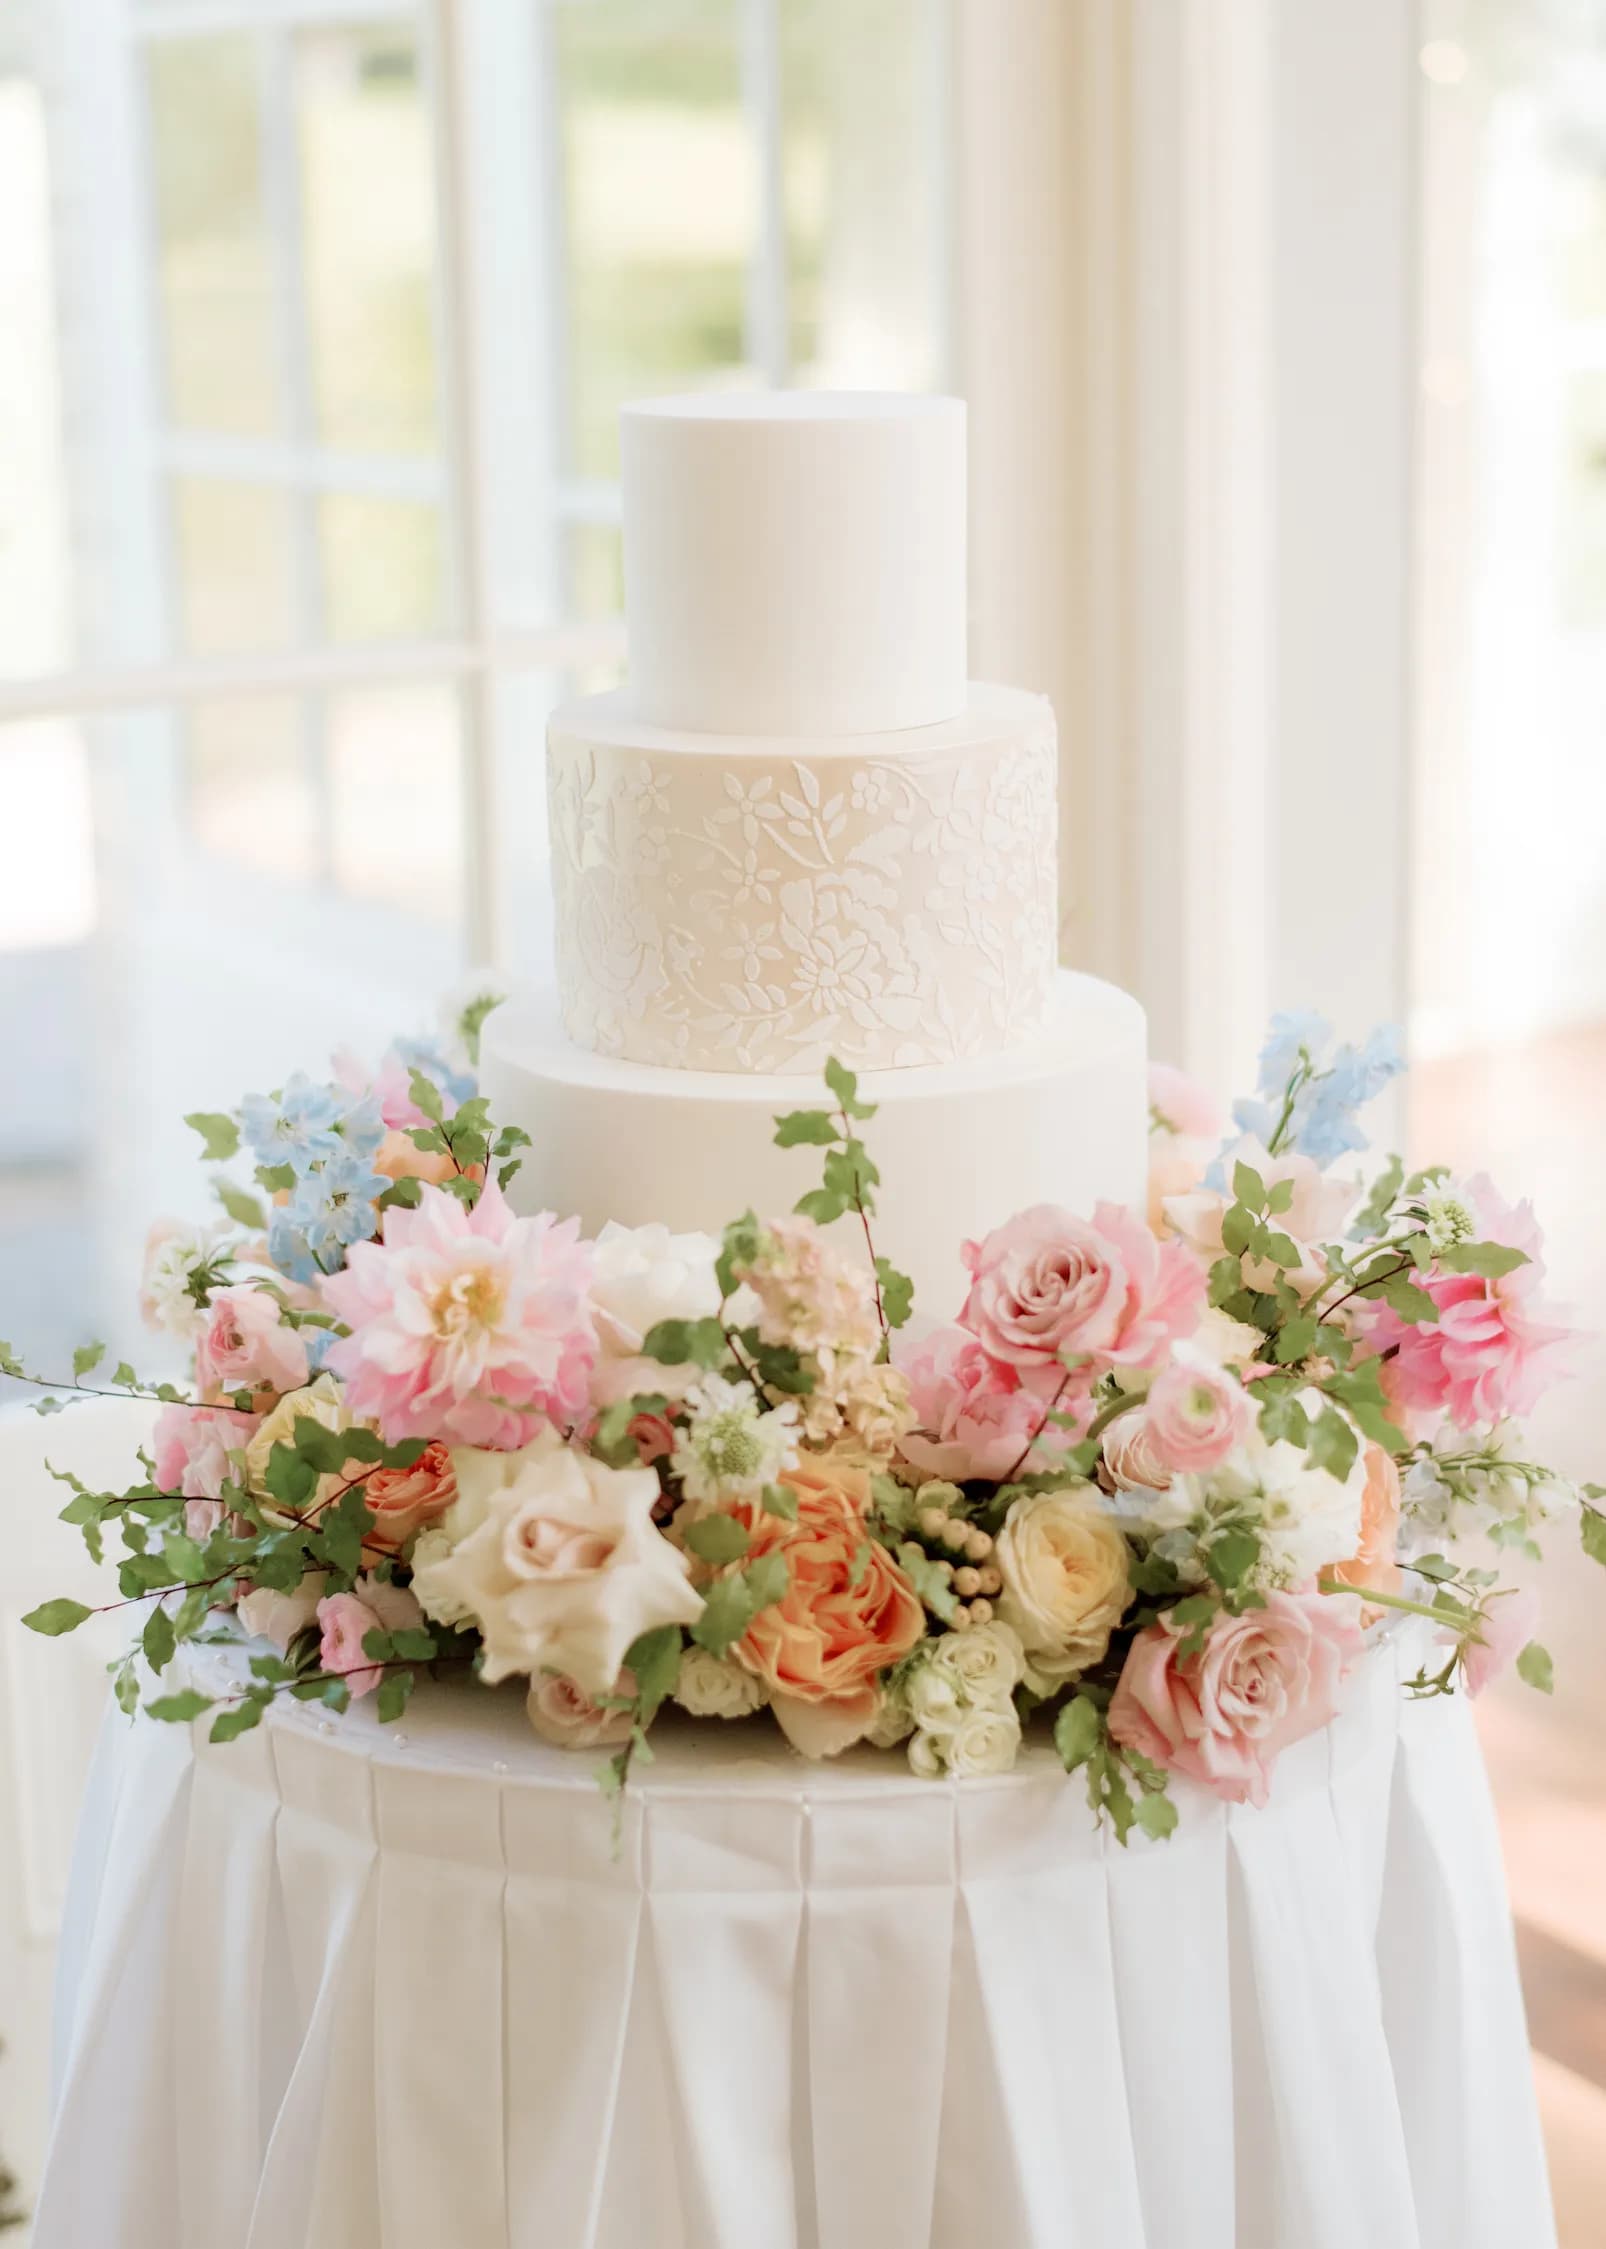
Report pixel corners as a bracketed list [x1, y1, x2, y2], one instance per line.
[741, 0, 789, 388]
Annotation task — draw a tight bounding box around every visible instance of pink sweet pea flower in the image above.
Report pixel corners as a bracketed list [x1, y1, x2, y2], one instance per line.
[960, 1201, 1204, 1379]
[195, 1285, 309, 1405]
[321, 1179, 597, 1450]
[1367, 1177, 1572, 1430]
[1109, 1588, 1362, 1807]
[893, 1322, 1073, 1482]
[1138, 1355, 1250, 1475]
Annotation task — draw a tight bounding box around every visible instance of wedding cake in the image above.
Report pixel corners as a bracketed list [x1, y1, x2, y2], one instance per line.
[483, 392, 1147, 1310]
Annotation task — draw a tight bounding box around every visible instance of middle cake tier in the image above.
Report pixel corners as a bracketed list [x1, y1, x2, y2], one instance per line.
[547, 683, 1058, 1075]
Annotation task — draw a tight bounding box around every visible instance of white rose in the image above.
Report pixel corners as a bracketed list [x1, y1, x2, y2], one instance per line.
[237, 1571, 326, 1650]
[907, 1727, 947, 1779]
[415, 1430, 703, 1694]
[995, 1486, 1132, 1677]
[905, 1664, 963, 1735]
[944, 1702, 1022, 1777]
[928, 1619, 1026, 1706]
[673, 1644, 768, 1721]
[589, 1221, 725, 1406]
[864, 1690, 915, 1748]
[1189, 1307, 1265, 1372]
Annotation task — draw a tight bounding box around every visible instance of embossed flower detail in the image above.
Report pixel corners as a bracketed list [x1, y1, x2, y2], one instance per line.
[850, 767, 894, 815]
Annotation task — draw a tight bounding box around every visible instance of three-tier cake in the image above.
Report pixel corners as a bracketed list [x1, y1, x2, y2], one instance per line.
[484, 392, 1147, 1311]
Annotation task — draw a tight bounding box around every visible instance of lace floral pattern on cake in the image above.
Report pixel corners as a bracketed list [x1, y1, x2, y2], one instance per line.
[548, 717, 1059, 1074]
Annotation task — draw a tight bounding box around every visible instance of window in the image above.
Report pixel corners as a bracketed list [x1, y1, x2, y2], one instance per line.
[0, 0, 951, 1370]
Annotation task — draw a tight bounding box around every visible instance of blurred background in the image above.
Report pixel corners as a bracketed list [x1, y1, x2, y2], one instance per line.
[0, 0, 1602, 2235]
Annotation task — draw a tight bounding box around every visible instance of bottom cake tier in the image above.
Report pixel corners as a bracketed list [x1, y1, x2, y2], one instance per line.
[482, 969, 1146, 1318]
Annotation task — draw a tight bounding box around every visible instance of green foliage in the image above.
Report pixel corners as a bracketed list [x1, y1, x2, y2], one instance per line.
[144, 1689, 213, 1724]
[1204, 1525, 1261, 1593]
[893, 1541, 959, 1624]
[1053, 1690, 1176, 1845]
[715, 1211, 761, 1299]
[1053, 1692, 1102, 1773]
[793, 1185, 848, 1226]
[1353, 1153, 1405, 1238]
[142, 1606, 176, 1673]
[875, 1257, 915, 1330]
[1581, 1506, 1606, 1567]
[376, 1669, 415, 1724]
[623, 1624, 683, 1718]
[641, 1316, 728, 1370]
[210, 1696, 268, 1743]
[72, 1341, 104, 1378]
[824, 1055, 876, 1121]
[773, 1109, 839, 1147]
[592, 1392, 671, 1468]
[682, 1512, 751, 1566]
[22, 1597, 91, 1637]
[214, 1179, 267, 1230]
[1438, 1240, 1529, 1280]
[1515, 1640, 1554, 1695]
[690, 1550, 790, 1655]
[760, 1481, 800, 1519]
[185, 1111, 240, 1162]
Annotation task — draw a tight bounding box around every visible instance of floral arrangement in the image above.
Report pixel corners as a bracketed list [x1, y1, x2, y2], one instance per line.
[13, 998, 1601, 1839]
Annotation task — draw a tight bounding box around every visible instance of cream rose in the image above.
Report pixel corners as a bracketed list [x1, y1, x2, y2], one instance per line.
[245, 1375, 365, 1513]
[526, 1671, 635, 1750]
[995, 1486, 1133, 1684]
[588, 1220, 726, 1407]
[927, 1618, 1026, 1706]
[237, 1571, 327, 1651]
[672, 1645, 768, 1721]
[944, 1702, 1023, 1777]
[411, 1429, 703, 1694]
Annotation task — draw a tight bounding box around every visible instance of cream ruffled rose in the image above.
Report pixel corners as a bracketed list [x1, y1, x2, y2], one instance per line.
[411, 1429, 703, 1693]
[995, 1486, 1133, 1686]
[672, 1645, 768, 1721]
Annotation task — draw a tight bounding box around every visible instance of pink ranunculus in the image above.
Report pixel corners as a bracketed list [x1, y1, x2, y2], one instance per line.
[1148, 1062, 1224, 1141]
[960, 1202, 1204, 1378]
[153, 1402, 255, 1502]
[195, 1285, 309, 1405]
[1455, 1585, 1542, 1698]
[1109, 1587, 1363, 1807]
[1139, 1356, 1251, 1475]
[1367, 1177, 1572, 1430]
[315, 1574, 424, 1699]
[360, 1440, 458, 1554]
[321, 1179, 597, 1451]
[526, 1668, 636, 1750]
[893, 1322, 1071, 1482]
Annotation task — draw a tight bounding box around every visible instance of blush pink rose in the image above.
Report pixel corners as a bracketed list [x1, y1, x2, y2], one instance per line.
[1139, 1357, 1250, 1474]
[1454, 1585, 1542, 1698]
[360, 1440, 458, 1554]
[525, 1668, 636, 1750]
[1100, 1414, 1174, 1494]
[960, 1202, 1204, 1377]
[1367, 1178, 1572, 1430]
[195, 1285, 309, 1405]
[315, 1575, 425, 1699]
[153, 1402, 254, 1502]
[1109, 1588, 1363, 1807]
[893, 1322, 1071, 1482]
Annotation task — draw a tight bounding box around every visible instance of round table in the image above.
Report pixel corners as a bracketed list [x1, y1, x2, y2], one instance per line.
[34, 1634, 1553, 2249]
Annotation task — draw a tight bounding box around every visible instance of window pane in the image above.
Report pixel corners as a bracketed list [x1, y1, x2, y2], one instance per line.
[328, 682, 462, 923]
[170, 477, 298, 653]
[780, 0, 943, 389]
[186, 696, 317, 883]
[147, 34, 279, 435]
[0, 75, 71, 677]
[319, 493, 447, 641]
[295, 23, 441, 455]
[556, 0, 753, 477]
[566, 520, 624, 620]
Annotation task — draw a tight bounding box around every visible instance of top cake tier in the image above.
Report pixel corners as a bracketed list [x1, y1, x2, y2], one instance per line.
[622, 390, 966, 735]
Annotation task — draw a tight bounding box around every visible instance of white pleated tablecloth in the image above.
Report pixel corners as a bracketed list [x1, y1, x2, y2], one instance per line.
[35, 1633, 1554, 2249]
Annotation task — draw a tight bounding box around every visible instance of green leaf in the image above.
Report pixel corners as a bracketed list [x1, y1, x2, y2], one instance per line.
[824, 1055, 876, 1120]
[214, 1179, 267, 1230]
[1264, 1177, 1297, 1216]
[623, 1623, 683, 1714]
[793, 1186, 848, 1226]
[1257, 1390, 1310, 1450]
[320, 1485, 376, 1580]
[875, 1257, 915, 1330]
[1352, 1153, 1404, 1238]
[264, 1441, 317, 1514]
[72, 1341, 105, 1378]
[1205, 1525, 1261, 1592]
[1134, 1787, 1180, 1840]
[210, 1698, 267, 1743]
[1232, 1161, 1266, 1213]
[682, 1512, 751, 1565]
[1306, 1406, 1359, 1484]
[640, 1316, 728, 1370]
[406, 1067, 445, 1125]
[376, 1669, 416, 1724]
[1054, 1693, 1103, 1774]
[773, 1109, 840, 1147]
[1260, 1230, 1303, 1270]
[690, 1551, 790, 1656]
[142, 1605, 176, 1673]
[145, 1688, 213, 1723]
[256, 1162, 296, 1194]
[1438, 1241, 1529, 1280]
[592, 1393, 671, 1468]
[22, 1596, 92, 1637]
[1373, 1271, 1441, 1325]
[163, 1532, 206, 1582]
[1515, 1640, 1554, 1694]
[760, 1481, 799, 1519]
[185, 1111, 241, 1162]
[894, 1541, 960, 1624]
[1220, 1203, 1256, 1258]
[1581, 1508, 1606, 1567]
[715, 1211, 762, 1300]
[1273, 1315, 1318, 1365]
[377, 1175, 424, 1212]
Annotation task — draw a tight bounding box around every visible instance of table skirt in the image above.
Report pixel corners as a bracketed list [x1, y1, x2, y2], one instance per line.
[33, 1639, 1554, 2249]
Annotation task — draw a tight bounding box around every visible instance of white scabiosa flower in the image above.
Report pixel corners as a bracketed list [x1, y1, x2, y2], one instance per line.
[1420, 1185, 1478, 1258]
[672, 1644, 768, 1720]
[671, 1373, 800, 1505]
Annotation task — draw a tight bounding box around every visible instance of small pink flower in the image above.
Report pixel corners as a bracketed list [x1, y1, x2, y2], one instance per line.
[526, 1668, 636, 1750]
[315, 1575, 424, 1700]
[1139, 1357, 1250, 1475]
[1148, 1062, 1223, 1141]
[1109, 1588, 1362, 1807]
[960, 1202, 1203, 1378]
[893, 1322, 1070, 1481]
[322, 1179, 597, 1450]
[361, 1440, 458, 1554]
[195, 1286, 309, 1404]
[1454, 1585, 1542, 1698]
[1367, 1177, 1572, 1430]
[153, 1402, 255, 1502]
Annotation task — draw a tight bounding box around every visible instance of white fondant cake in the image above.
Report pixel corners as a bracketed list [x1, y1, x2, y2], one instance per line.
[485, 389, 1149, 1313]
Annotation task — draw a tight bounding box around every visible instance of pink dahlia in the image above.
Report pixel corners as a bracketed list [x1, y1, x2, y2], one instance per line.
[322, 1179, 597, 1450]
[1368, 1176, 1572, 1430]
[960, 1201, 1204, 1378]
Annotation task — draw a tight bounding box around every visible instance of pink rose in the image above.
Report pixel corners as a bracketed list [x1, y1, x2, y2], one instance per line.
[195, 1285, 309, 1405]
[1148, 1063, 1223, 1140]
[360, 1440, 458, 1554]
[1100, 1414, 1174, 1494]
[1109, 1588, 1363, 1807]
[525, 1668, 636, 1750]
[960, 1202, 1204, 1377]
[893, 1322, 1070, 1482]
[315, 1575, 425, 1699]
[1454, 1585, 1542, 1698]
[153, 1402, 254, 1502]
[1367, 1178, 1572, 1430]
[1139, 1356, 1250, 1474]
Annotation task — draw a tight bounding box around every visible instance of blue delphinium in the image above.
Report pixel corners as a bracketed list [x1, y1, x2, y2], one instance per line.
[267, 1207, 320, 1287]
[334, 1090, 386, 1164]
[240, 1072, 346, 1177]
[293, 1144, 388, 1262]
[1295, 1024, 1404, 1166]
[393, 1035, 477, 1116]
[1226, 1014, 1406, 1171]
